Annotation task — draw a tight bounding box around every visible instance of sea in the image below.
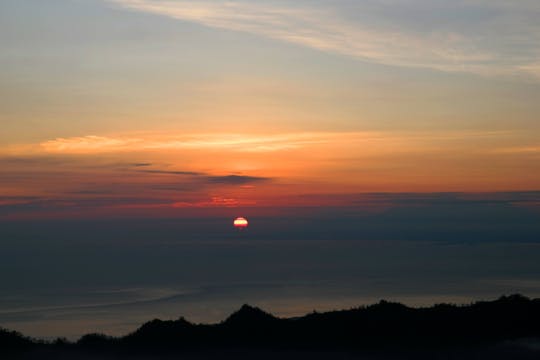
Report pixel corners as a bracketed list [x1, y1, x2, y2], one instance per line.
[1, 210, 540, 340]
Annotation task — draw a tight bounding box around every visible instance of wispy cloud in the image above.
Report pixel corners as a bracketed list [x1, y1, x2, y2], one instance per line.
[171, 196, 256, 208]
[491, 146, 540, 154]
[40, 136, 142, 154]
[206, 174, 270, 185]
[37, 133, 334, 154]
[107, 0, 540, 77]
[137, 169, 202, 176]
[32, 130, 522, 156]
[135, 169, 272, 185]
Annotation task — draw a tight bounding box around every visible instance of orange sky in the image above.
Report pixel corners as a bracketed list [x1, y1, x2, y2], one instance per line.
[1, 1, 540, 219]
[1, 129, 539, 219]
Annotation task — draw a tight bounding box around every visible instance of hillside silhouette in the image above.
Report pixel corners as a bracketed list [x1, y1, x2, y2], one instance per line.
[3, 294, 540, 359]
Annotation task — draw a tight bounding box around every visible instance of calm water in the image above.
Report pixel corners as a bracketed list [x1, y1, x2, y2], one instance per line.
[1, 212, 540, 339]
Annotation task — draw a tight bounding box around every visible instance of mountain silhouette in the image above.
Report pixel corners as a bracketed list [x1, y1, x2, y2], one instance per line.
[224, 304, 277, 326]
[2, 294, 540, 359]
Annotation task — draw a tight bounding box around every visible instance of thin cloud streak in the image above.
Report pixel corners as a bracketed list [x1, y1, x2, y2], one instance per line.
[490, 146, 540, 154]
[108, 0, 540, 78]
[206, 175, 270, 185]
[26, 130, 518, 155]
[37, 133, 333, 154]
[137, 169, 202, 176]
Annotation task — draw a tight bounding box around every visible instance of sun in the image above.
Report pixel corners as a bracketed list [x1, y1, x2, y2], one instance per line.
[233, 217, 248, 229]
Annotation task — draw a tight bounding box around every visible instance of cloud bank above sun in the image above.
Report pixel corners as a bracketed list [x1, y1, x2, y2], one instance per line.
[1, 130, 539, 206]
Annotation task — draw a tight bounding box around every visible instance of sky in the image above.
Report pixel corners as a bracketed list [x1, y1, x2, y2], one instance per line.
[1, 0, 540, 221]
[1, 0, 540, 339]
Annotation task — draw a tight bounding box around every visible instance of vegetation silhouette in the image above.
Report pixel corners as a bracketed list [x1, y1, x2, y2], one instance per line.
[2, 294, 540, 359]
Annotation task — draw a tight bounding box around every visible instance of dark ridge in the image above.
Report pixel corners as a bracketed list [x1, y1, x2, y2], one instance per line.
[122, 317, 196, 346]
[223, 304, 278, 326]
[2, 294, 540, 359]
[0, 328, 38, 353]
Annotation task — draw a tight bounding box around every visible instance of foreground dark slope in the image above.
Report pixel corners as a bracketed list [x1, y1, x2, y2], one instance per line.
[3, 295, 540, 359]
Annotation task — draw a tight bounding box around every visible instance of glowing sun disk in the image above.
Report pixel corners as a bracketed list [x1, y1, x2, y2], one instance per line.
[233, 217, 248, 228]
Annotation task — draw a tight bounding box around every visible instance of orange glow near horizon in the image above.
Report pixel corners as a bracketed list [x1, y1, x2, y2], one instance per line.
[1, 130, 539, 220]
